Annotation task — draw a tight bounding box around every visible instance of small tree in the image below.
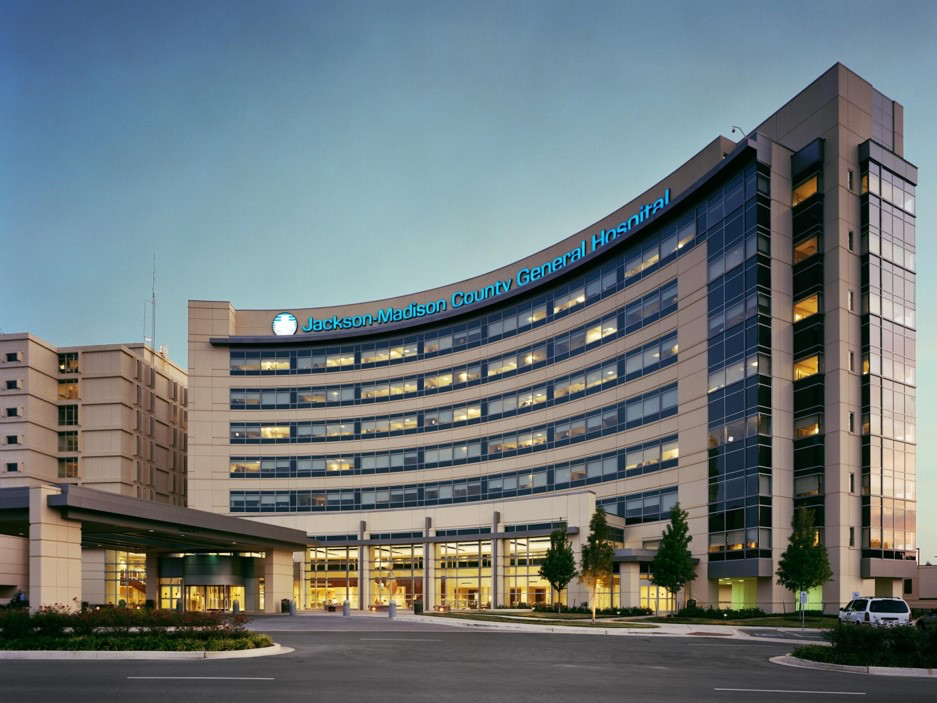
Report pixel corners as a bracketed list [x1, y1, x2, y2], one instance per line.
[539, 524, 577, 612]
[578, 507, 615, 623]
[650, 503, 697, 612]
[776, 507, 833, 627]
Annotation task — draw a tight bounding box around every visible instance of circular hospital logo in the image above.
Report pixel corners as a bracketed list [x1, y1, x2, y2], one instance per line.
[272, 312, 298, 336]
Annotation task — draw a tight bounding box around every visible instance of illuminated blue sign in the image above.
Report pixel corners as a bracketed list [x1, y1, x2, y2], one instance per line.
[293, 189, 671, 334]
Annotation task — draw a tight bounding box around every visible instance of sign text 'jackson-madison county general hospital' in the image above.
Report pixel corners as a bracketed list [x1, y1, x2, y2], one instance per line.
[282, 189, 671, 335]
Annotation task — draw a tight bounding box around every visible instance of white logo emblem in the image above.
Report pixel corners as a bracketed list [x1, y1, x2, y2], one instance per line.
[272, 312, 298, 336]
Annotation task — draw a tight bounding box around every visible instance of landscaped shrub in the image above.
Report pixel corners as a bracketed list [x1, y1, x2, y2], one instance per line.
[0, 608, 32, 638]
[0, 605, 266, 651]
[793, 623, 937, 668]
[530, 604, 653, 616]
[31, 606, 72, 637]
[675, 604, 767, 619]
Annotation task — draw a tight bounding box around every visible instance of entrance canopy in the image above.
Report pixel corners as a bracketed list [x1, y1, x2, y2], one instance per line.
[0, 484, 308, 554]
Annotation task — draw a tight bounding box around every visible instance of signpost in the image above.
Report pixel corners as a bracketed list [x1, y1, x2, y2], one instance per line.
[799, 590, 808, 630]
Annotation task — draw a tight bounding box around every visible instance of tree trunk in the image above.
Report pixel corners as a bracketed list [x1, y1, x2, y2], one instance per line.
[591, 586, 597, 623]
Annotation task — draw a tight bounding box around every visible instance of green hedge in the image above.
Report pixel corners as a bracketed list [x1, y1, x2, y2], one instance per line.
[793, 624, 937, 668]
[0, 633, 273, 651]
[0, 606, 272, 651]
[530, 604, 653, 616]
[676, 604, 767, 619]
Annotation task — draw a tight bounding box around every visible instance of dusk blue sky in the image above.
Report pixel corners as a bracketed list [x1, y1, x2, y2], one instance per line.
[3, 1, 937, 561]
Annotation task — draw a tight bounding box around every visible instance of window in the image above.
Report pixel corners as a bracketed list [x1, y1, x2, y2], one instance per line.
[792, 174, 819, 206]
[849, 473, 855, 493]
[58, 405, 78, 426]
[848, 411, 856, 433]
[847, 169, 854, 191]
[848, 229, 855, 251]
[794, 475, 822, 497]
[793, 293, 820, 322]
[793, 234, 819, 264]
[325, 354, 354, 368]
[794, 414, 822, 438]
[848, 351, 855, 373]
[58, 431, 78, 452]
[5, 462, 17, 472]
[57, 353, 79, 374]
[5, 407, 17, 417]
[5, 380, 19, 390]
[553, 288, 585, 314]
[5, 352, 19, 362]
[58, 380, 79, 399]
[424, 372, 452, 390]
[661, 441, 679, 462]
[848, 290, 855, 312]
[793, 354, 821, 380]
[58, 457, 78, 478]
[257, 425, 289, 440]
[849, 527, 855, 548]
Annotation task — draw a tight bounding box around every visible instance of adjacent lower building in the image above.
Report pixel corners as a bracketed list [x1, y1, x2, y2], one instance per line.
[0, 334, 188, 502]
[188, 64, 919, 613]
[0, 334, 190, 605]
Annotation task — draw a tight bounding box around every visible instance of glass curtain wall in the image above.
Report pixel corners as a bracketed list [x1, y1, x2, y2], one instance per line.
[308, 546, 359, 608]
[159, 577, 182, 610]
[706, 162, 774, 566]
[369, 544, 424, 608]
[104, 551, 147, 606]
[639, 564, 676, 613]
[860, 144, 917, 562]
[591, 574, 621, 610]
[504, 536, 551, 606]
[435, 540, 492, 609]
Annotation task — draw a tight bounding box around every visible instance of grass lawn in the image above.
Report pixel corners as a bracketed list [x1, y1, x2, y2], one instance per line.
[645, 615, 838, 629]
[478, 611, 622, 620]
[421, 612, 658, 628]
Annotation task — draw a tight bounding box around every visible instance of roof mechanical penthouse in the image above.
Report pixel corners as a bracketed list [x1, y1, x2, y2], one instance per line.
[187, 64, 918, 616]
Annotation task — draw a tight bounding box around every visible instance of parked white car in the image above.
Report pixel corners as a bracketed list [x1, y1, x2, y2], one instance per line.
[838, 597, 911, 626]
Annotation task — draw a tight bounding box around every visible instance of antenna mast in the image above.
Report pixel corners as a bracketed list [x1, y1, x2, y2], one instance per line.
[144, 255, 156, 347]
[151, 254, 157, 348]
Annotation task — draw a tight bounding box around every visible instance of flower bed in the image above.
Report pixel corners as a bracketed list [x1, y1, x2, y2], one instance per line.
[0, 606, 272, 651]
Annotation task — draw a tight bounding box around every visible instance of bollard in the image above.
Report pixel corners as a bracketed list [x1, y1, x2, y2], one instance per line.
[233, 600, 240, 614]
[342, 599, 350, 617]
[289, 599, 297, 616]
[389, 601, 397, 619]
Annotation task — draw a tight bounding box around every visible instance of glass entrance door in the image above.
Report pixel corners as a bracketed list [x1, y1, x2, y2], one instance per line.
[183, 585, 246, 611]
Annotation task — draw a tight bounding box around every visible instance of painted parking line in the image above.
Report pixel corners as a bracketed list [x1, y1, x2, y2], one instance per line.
[715, 688, 864, 696]
[687, 643, 777, 646]
[359, 638, 442, 642]
[127, 677, 275, 681]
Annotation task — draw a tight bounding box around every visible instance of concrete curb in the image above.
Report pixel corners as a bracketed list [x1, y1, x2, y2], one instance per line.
[771, 654, 937, 678]
[0, 643, 293, 660]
